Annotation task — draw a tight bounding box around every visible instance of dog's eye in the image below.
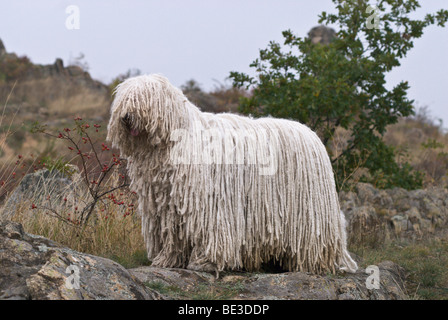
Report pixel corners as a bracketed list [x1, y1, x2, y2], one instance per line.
[121, 114, 131, 126]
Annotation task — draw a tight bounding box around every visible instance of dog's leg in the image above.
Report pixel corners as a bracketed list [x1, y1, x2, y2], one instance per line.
[151, 250, 187, 269]
[187, 247, 219, 278]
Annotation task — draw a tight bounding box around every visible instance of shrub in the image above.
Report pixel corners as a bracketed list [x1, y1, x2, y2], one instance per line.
[0, 55, 33, 83]
[230, 0, 448, 190]
[0, 118, 146, 266]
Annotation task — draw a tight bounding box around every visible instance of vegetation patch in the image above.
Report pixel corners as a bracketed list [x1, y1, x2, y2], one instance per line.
[352, 240, 448, 300]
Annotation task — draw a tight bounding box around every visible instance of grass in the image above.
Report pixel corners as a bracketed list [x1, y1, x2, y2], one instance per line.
[110, 249, 150, 269]
[144, 279, 245, 300]
[384, 106, 448, 187]
[145, 281, 185, 298]
[189, 282, 245, 300]
[0, 77, 110, 118]
[1, 149, 146, 268]
[351, 239, 448, 300]
[10, 204, 146, 268]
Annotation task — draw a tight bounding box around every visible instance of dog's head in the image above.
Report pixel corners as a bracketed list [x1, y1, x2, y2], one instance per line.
[120, 111, 141, 137]
[107, 74, 188, 155]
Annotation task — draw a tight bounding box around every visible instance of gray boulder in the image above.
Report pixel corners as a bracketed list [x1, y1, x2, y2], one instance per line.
[1, 168, 81, 220]
[340, 183, 448, 244]
[0, 221, 161, 300]
[308, 25, 337, 45]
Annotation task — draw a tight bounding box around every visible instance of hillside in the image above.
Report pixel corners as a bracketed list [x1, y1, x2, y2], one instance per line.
[0, 38, 111, 161]
[0, 38, 110, 121]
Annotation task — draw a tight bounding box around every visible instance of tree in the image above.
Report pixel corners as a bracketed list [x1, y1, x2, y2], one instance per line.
[68, 52, 90, 72]
[109, 68, 142, 96]
[230, 0, 448, 190]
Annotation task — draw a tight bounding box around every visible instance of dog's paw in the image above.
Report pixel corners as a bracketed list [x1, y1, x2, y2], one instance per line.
[187, 259, 220, 279]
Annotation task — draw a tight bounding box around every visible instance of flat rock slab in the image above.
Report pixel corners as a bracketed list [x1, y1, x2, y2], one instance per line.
[130, 262, 408, 300]
[0, 221, 161, 300]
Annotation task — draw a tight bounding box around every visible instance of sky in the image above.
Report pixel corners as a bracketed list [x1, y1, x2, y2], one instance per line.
[0, 0, 447, 127]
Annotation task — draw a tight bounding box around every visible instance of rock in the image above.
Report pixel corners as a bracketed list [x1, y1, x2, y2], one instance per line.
[391, 215, 410, 234]
[0, 38, 6, 56]
[0, 220, 407, 300]
[356, 183, 378, 203]
[347, 206, 387, 246]
[1, 168, 82, 220]
[308, 25, 337, 45]
[131, 266, 215, 291]
[340, 183, 448, 243]
[130, 263, 408, 300]
[0, 221, 161, 300]
[66, 65, 86, 77]
[54, 58, 64, 73]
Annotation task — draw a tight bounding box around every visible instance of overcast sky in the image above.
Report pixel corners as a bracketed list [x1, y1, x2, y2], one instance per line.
[1, 0, 447, 127]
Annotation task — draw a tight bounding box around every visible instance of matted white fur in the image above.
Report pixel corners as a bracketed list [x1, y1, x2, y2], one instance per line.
[107, 74, 357, 274]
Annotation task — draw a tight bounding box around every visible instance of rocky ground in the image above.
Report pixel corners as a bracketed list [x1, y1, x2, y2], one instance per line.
[340, 183, 448, 245]
[131, 263, 407, 300]
[0, 220, 406, 300]
[0, 221, 161, 300]
[1, 179, 447, 300]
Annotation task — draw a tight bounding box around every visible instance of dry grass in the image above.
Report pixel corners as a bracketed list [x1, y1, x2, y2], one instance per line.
[0, 136, 147, 268]
[352, 239, 448, 300]
[0, 85, 146, 268]
[2, 169, 148, 268]
[384, 106, 448, 187]
[330, 126, 371, 190]
[144, 280, 245, 300]
[182, 79, 245, 114]
[11, 204, 147, 268]
[0, 77, 109, 118]
[326, 106, 448, 189]
[0, 75, 111, 169]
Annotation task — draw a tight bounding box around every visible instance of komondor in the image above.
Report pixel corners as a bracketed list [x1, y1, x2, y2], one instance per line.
[107, 74, 357, 275]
